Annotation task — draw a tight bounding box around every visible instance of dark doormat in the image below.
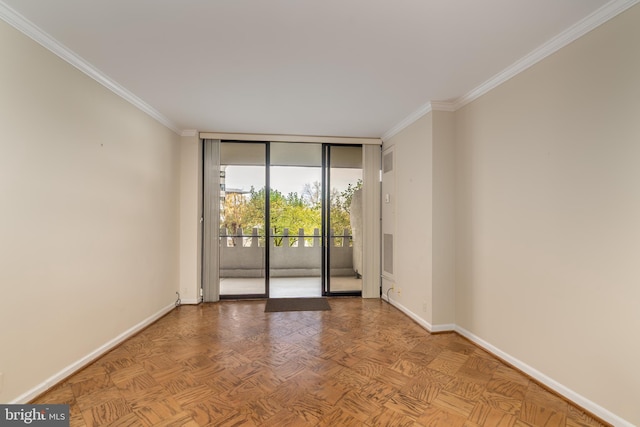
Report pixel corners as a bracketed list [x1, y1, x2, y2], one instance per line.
[265, 298, 331, 312]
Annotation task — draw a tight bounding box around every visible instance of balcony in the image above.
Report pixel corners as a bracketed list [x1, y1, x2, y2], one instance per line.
[219, 227, 361, 296]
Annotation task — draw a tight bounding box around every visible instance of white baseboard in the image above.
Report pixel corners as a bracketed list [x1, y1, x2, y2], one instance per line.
[383, 297, 455, 334]
[455, 326, 634, 427]
[11, 295, 632, 426]
[430, 323, 457, 333]
[10, 303, 175, 404]
[382, 296, 632, 426]
[178, 298, 201, 305]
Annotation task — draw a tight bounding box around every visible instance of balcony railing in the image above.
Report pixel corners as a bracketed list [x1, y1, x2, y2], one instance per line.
[219, 227, 355, 278]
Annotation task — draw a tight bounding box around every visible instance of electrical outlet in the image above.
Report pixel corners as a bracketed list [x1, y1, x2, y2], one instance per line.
[397, 287, 402, 295]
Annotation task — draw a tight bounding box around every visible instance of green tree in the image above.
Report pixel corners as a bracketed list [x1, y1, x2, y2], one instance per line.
[270, 190, 321, 246]
[330, 179, 362, 242]
[220, 179, 362, 247]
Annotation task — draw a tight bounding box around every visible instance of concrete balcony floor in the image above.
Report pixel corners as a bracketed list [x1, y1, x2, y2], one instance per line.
[220, 276, 362, 298]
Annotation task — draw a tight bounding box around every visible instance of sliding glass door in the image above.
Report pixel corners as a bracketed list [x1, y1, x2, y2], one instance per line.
[215, 141, 363, 298]
[326, 145, 363, 294]
[218, 142, 267, 297]
[269, 143, 323, 297]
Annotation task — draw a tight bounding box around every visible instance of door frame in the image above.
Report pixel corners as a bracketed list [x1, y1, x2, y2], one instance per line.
[202, 139, 380, 301]
[322, 143, 364, 297]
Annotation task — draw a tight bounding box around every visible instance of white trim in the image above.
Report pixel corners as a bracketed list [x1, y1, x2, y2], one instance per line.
[455, 325, 635, 427]
[179, 298, 201, 305]
[381, 102, 432, 142]
[454, 0, 640, 110]
[382, 296, 633, 425]
[430, 101, 456, 112]
[9, 303, 175, 404]
[387, 298, 433, 331]
[181, 129, 198, 137]
[199, 132, 381, 145]
[0, 1, 181, 135]
[381, 101, 456, 142]
[382, 0, 640, 138]
[383, 297, 455, 334]
[431, 323, 457, 333]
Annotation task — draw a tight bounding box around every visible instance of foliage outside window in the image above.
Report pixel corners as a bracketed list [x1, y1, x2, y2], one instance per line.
[221, 180, 362, 247]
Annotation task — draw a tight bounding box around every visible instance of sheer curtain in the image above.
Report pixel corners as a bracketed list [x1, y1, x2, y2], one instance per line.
[202, 139, 220, 302]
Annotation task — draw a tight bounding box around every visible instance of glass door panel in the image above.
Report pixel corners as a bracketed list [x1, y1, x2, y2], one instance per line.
[219, 142, 267, 297]
[214, 141, 365, 299]
[327, 145, 363, 294]
[269, 143, 322, 297]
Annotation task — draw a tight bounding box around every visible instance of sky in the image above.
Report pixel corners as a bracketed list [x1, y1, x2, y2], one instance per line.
[224, 166, 361, 196]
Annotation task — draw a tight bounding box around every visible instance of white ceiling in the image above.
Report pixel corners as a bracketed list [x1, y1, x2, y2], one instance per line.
[0, 0, 623, 137]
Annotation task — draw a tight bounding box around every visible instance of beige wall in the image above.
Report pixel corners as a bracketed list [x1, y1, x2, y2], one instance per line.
[455, 5, 640, 424]
[384, 113, 435, 323]
[383, 111, 456, 329]
[383, 5, 640, 424]
[431, 111, 456, 325]
[1, 0, 637, 422]
[0, 20, 181, 402]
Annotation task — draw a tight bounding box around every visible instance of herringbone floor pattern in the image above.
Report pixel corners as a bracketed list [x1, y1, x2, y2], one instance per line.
[33, 299, 608, 426]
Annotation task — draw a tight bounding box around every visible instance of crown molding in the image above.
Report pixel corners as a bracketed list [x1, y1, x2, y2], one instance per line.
[381, 101, 432, 142]
[0, 1, 181, 135]
[381, 100, 455, 142]
[430, 101, 456, 112]
[454, 0, 640, 110]
[382, 0, 640, 139]
[181, 129, 198, 137]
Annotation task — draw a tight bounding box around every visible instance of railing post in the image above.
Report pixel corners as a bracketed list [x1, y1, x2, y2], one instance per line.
[237, 227, 244, 247]
[343, 228, 349, 248]
[330, 228, 336, 247]
[313, 228, 320, 247]
[298, 228, 305, 249]
[251, 227, 259, 247]
[220, 227, 227, 247]
[283, 228, 290, 248]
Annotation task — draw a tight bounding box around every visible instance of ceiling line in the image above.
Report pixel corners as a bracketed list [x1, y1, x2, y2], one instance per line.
[454, 0, 640, 110]
[2, 0, 637, 140]
[381, 0, 640, 142]
[0, 0, 181, 135]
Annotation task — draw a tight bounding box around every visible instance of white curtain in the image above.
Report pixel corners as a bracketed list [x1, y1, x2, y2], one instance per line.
[202, 139, 220, 302]
[361, 144, 382, 298]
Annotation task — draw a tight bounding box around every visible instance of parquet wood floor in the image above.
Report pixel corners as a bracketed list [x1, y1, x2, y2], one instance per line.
[33, 299, 609, 426]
